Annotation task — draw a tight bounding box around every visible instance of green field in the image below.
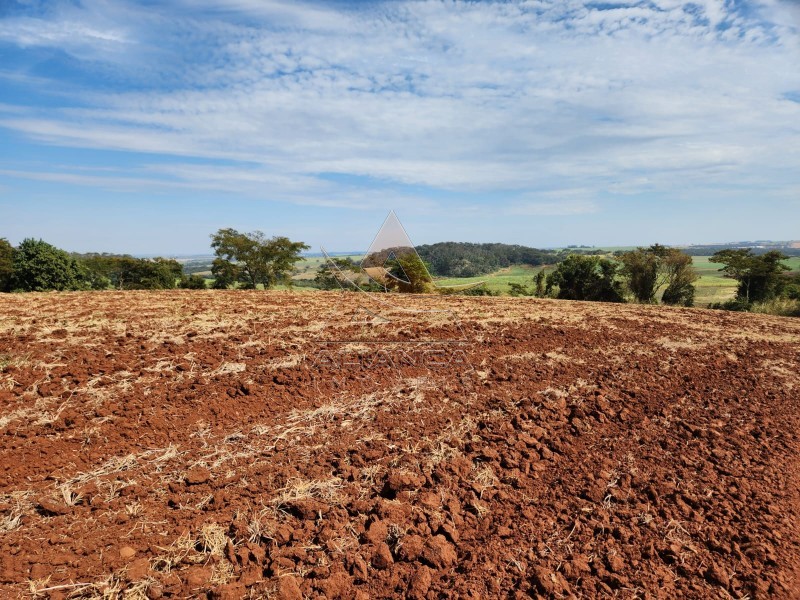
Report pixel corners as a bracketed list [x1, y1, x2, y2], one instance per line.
[690, 256, 738, 305]
[435, 264, 549, 294]
[234, 254, 800, 305]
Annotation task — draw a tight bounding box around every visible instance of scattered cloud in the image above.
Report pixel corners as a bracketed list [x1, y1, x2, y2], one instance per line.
[0, 0, 798, 233]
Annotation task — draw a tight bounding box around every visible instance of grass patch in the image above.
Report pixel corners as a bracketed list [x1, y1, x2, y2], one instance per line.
[750, 298, 800, 317]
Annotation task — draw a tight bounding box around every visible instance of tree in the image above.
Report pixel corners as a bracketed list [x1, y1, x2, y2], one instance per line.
[210, 229, 309, 289]
[784, 273, 800, 301]
[618, 244, 698, 304]
[659, 250, 698, 306]
[11, 238, 90, 292]
[507, 269, 547, 297]
[618, 247, 661, 303]
[534, 269, 546, 297]
[74, 260, 111, 290]
[710, 249, 790, 303]
[148, 257, 183, 289]
[211, 258, 239, 289]
[385, 252, 434, 293]
[661, 281, 695, 307]
[315, 257, 358, 290]
[0, 238, 14, 292]
[546, 254, 624, 302]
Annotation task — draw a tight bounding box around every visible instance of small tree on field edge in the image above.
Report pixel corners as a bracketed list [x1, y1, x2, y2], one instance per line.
[210, 229, 309, 289]
[710, 249, 790, 303]
[546, 254, 624, 303]
[0, 238, 14, 292]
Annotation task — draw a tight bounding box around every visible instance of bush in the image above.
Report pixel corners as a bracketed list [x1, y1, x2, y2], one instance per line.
[507, 282, 531, 296]
[709, 298, 752, 312]
[179, 274, 208, 289]
[439, 285, 499, 296]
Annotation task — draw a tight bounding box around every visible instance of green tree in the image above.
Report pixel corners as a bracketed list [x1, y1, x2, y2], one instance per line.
[11, 238, 89, 292]
[211, 257, 239, 289]
[315, 257, 358, 290]
[661, 280, 695, 307]
[210, 229, 309, 289]
[0, 238, 14, 292]
[534, 269, 546, 297]
[74, 260, 111, 290]
[114, 256, 180, 289]
[507, 269, 547, 297]
[784, 273, 800, 300]
[659, 250, 698, 306]
[618, 244, 698, 304]
[385, 252, 433, 293]
[710, 249, 790, 303]
[546, 254, 624, 302]
[618, 247, 661, 303]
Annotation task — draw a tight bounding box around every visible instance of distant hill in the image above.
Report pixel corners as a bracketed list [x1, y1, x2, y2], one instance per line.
[415, 242, 563, 277]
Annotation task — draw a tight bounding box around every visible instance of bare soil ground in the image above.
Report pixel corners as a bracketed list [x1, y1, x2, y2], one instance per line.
[0, 290, 799, 599]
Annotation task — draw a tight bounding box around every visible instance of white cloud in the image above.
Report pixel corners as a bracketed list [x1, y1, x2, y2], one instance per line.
[0, 0, 798, 212]
[507, 197, 599, 216]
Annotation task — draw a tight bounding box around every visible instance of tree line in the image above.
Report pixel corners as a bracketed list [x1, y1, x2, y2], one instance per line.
[506, 246, 799, 314]
[2, 233, 798, 317]
[507, 245, 696, 305]
[0, 238, 200, 292]
[0, 229, 309, 293]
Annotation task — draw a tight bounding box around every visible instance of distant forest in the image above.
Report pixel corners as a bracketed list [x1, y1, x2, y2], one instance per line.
[415, 242, 566, 277]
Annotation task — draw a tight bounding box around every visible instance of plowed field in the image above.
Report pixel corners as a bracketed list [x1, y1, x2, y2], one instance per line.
[1, 291, 799, 599]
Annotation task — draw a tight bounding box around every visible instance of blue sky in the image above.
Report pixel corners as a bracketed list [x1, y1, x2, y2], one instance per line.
[1, 0, 799, 255]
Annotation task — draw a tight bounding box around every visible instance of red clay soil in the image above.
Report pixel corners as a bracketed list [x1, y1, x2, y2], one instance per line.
[0, 290, 799, 599]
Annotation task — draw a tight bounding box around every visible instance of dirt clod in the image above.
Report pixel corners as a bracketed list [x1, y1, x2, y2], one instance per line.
[275, 575, 303, 600]
[37, 498, 71, 516]
[185, 467, 211, 485]
[421, 535, 458, 570]
[372, 542, 394, 570]
[408, 565, 433, 599]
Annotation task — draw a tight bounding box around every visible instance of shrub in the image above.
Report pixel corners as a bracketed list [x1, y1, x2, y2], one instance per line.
[709, 298, 752, 312]
[179, 274, 208, 289]
[507, 282, 531, 296]
[453, 286, 499, 296]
